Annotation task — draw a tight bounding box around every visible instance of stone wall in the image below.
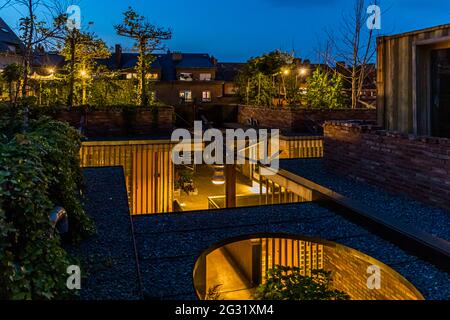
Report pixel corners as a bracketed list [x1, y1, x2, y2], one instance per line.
[324, 121, 450, 210]
[238, 105, 377, 133]
[51, 106, 174, 137]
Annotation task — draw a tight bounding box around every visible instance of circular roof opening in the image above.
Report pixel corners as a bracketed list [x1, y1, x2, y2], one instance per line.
[193, 235, 424, 300]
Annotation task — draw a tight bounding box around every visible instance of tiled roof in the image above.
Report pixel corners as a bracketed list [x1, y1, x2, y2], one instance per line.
[0, 17, 24, 54]
[172, 53, 215, 69]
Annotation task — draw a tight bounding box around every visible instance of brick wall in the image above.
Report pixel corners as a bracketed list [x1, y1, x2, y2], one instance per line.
[323, 245, 422, 300]
[51, 107, 174, 137]
[238, 105, 376, 133]
[324, 121, 450, 209]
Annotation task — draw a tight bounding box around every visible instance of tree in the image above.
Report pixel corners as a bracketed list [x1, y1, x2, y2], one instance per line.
[115, 7, 171, 107]
[12, 0, 65, 126]
[1, 63, 24, 106]
[235, 50, 295, 106]
[305, 68, 346, 109]
[255, 266, 350, 301]
[59, 29, 110, 106]
[324, 0, 379, 108]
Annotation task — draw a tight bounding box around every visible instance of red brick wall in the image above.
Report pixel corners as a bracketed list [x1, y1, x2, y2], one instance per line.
[324, 121, 450, 209]
[51, 107, 174, 137]
[238, 105, 376, 132]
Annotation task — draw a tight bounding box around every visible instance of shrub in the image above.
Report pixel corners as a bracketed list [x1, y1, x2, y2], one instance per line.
[254, 266, 350, 301]
[305, 69, 347, 109]
[0, 115, 94, 299]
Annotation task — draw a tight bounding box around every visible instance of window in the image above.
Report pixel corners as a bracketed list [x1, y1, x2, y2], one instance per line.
[200, 73, 212, 81]
[179, 73, 193, 81]
[202, 91, 211, 102]
[146, 73, 159, 80]
[179, 90, 193, 102]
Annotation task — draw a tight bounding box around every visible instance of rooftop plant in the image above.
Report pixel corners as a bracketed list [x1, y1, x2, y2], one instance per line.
[0, 111, 94, 299]
[255, 266, 350, 301]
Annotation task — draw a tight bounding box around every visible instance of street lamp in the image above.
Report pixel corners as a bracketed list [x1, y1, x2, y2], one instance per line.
[47, 67, 55, 75]
[80, 69, 88, 105]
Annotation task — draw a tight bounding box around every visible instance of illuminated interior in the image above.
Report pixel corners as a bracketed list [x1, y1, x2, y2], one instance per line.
[79, 136, 322, 214]
[193, 236, 424, 301]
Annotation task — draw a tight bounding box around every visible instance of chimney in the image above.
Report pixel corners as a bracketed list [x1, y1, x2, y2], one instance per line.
[172, 52, 183, 61]
[210, 55, 218, 65]
[115, 44, 122, 69]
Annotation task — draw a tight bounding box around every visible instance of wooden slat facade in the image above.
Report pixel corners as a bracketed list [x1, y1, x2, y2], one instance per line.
[80, 140, 174, 215]
[377, 23, 450, 135]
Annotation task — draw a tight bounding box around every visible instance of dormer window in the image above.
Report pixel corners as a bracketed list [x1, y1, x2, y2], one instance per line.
[179, 73, 193, 81]
[200, 73, 211, 81]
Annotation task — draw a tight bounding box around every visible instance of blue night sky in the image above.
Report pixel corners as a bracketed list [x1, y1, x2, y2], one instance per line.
[1, 0, 449, 62]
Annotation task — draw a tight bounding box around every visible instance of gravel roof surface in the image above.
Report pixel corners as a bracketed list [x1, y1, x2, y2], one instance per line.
[133, 203, 450, 300]
[74, 166, 450, 300]
[279, 158, 450, 241]
[66, 167, 141, 300]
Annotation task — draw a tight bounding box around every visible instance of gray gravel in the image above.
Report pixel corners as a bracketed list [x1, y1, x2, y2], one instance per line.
[133, 203, 450, 300]
[280, 158, 450, 241]
[71, 165, 450, 300]
[66, 167, 141, 300]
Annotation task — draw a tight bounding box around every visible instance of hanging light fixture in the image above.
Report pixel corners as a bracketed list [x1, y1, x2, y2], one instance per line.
[211, 165, 225, 185]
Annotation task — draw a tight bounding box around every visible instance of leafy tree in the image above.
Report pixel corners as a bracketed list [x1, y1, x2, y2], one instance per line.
[236, 50, 303, 106]
[255, 266, 350, 301]
[305, 68, 346, 109]
[13, 0, 64, 126]
[115, 7, 172, 107]
[1, 63, 24, 106]
[59, 28, 110, 106]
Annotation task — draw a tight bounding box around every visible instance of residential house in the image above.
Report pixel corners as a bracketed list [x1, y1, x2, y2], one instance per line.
[0, 17, 24, 100]
[97, 45, 244, 106]
[0, 17, 23, 70]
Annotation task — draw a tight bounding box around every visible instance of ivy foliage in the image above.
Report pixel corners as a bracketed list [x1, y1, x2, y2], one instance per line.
[255, 266, 350, 301]
[0, 112, 94, 299]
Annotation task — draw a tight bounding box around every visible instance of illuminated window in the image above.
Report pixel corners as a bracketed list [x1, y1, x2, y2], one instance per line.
[202, 90, 211, 102]
[179, 73, 193, 81]
[200, 73, 212, 81]
[179, 90, 193, 102]
[147, 73, 159, 80]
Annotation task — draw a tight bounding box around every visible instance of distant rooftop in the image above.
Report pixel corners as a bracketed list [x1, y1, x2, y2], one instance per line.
[0, 17, 23, 54]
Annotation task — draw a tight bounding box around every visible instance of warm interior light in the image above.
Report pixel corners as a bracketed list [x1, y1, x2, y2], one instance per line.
[250, 181, 266, 194]
[211, 165, 225, 185]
